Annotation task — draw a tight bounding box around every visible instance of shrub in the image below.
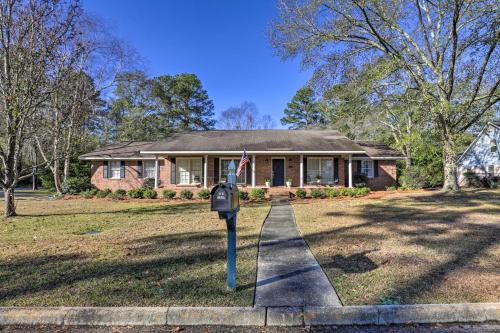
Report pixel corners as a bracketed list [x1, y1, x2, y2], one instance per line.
[96, 188, 112, 198]
[385, 186, 397, 191]
[197, 188, 210, 199]
[128, 188, 144, 199]
[80, 189, 97, 199]
[179, 189, 193, 200]
[249, 188, 266, 200]
[142, 177, 157, 189]
[61, 177, 91, 195]
[310, 188, 324, 198]
[142, 188, 158, 199]
[324, 188, 340, 198]
[353, 174, 368, 188]
[109, 189, 126, 200]
[295, 188, 306, 199]
[239, 190, 249, 200]
[354, 187, 370, 196]
[399, 166, 427, 189]
[163, 189, 176, 199]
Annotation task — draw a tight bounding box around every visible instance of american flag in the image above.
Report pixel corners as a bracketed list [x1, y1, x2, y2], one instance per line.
[236, 150, 250, 177]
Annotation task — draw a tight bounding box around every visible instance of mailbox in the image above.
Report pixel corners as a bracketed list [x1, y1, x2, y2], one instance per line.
[211, 183, 240, 215]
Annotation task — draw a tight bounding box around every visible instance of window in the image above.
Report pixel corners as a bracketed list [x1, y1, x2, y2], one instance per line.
[220, 158, 246, 184]
[491, 139, 498, 153]
[143, 160, 157, 179]
[307, 158, 334, 183]
[488, 165, 495, 175]
[110, 161, 121, 179]
[361, 160, 374, 178]
[176, 158, 202, 185]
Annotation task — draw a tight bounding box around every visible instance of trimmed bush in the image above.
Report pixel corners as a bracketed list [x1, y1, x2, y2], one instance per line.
[142, 177, 156, 189]
[385, 186, 397, 191]
[110, 191, 126, 200]
[310, 188, 324, 198]
[324, 188, 340, 198]
[239, 191, 249, 200]
[142, 188, 158, 199]
[80, 189, 97, 199]
[295, 189, 306, 199]
[163, 189, 176, 200]
[61, 177, 91, 195]
[249, 188, 266, 200]
[180, 189, 193, 200]
[197, 188, 210, 199]
[96, 188, 112, 198]
[115, 189, 127, 196]
[128, 188, 144, 199]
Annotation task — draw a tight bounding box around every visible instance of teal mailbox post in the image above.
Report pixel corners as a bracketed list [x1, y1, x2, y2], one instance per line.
[210, 160, 239, 289]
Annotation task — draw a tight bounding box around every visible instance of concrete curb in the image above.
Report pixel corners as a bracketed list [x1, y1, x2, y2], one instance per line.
[0, 303, 498, 327]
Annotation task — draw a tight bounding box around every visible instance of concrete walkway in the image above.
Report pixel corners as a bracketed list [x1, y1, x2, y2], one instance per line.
[254, 200, 341, 307]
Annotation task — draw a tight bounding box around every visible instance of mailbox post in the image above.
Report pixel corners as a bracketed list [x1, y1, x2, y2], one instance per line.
[210, 161, 239, 290]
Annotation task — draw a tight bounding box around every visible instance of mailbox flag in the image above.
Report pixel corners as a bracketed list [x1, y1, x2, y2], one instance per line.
[236, 150, 250, 177]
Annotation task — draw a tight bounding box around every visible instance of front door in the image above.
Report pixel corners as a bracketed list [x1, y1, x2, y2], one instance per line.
[272, 159, 285, 186]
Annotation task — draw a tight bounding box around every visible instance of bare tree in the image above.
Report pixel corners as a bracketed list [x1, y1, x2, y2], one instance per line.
[0, 0, 84, 216]
[270, 0, 499, 190]
[218, 101, 275, 129]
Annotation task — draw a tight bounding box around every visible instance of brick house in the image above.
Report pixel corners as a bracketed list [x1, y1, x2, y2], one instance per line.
[79, 130, 404, 192]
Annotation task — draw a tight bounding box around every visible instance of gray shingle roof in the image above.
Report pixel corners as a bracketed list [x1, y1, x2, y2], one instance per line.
[79, 141, 155, 160]
[142, 130, 365, 153]
[354, 141, 405, 158]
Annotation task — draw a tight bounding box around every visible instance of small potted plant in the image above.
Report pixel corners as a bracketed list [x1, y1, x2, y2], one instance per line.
[286, 177, 292, 188]
[265, 178, 271, 188]
[315, 175, 321, 184]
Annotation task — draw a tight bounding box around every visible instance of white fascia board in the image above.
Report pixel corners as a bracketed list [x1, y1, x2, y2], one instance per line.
[79, 157, 157, 160]
[351, 156, 404, 160]
[139, 150, 367, 155]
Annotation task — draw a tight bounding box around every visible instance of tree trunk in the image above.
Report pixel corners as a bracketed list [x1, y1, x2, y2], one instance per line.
[53, 160, 63, 195]
[63, 155, 70, 182]
[442, 136, 459, 191]
[4, 187, 16, 217]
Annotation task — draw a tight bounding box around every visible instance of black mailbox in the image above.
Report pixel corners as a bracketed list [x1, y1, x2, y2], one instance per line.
[211, 183, 240, 215]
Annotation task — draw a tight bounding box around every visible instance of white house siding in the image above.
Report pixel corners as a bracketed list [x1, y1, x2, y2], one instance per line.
[457, 123, 500, 185]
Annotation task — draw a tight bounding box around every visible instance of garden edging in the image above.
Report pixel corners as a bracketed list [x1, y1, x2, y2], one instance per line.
[0, 303, 498, 327]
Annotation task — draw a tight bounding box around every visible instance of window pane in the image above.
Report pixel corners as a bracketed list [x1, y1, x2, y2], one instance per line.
[177, 159, 190, 184]
[307, 159, 320, 183]
[110, 161, 121, 179]
[361, 160, 374, 178]
[321, 159, 333, 182]
[221, 159, 245, 183]
[190, 159, 202, 183]
[143, 161, 156, 178]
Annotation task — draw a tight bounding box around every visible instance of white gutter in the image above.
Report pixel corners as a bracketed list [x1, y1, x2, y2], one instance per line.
[351, 157, 404, 160]
[139, 150, 367, 155]
[79, 157, 157, 160]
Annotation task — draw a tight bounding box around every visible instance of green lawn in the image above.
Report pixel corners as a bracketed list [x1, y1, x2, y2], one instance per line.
[293, 189, 500, 305]
[0, 197, 270, 306]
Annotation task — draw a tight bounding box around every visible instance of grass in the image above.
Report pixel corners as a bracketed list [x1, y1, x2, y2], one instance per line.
[0, 197, 270, 306]
[292, 189, 500, 305]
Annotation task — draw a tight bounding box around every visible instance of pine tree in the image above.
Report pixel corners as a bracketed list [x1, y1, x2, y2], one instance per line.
[281, 87, 322, 129]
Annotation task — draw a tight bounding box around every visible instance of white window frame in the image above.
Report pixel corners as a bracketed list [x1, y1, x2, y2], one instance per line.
[220, 157, 246, 184]
[143, 160, 157, 179]
[307, 157, 334, 183]
[110, 161, 121, 179]
[176, 157, 203, 185]
[361, 160, 374, 178]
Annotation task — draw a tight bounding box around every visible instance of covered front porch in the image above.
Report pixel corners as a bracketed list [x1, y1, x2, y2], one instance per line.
[150, 154, 356, 190]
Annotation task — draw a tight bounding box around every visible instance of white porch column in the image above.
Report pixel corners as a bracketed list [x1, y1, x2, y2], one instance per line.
[299, 154, 304, 188]
[154, 155, 159, 189]
[203, 155, 208, 188]
[348, 154, 353, 188]
[251, 154, 256, 188]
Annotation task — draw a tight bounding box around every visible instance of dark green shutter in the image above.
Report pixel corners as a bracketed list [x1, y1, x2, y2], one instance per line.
[214, 158, 219, 183]
[170, 158, 176, 184]
[103, 161, 109, 178]
[246, 158, 252, 185]
[137, 160, 143, 178]
[374, 160, 379, 177]
[120, 161, 125, 178]
[334, 158, 339, 183]
[303, 157, 307, 185]
[357, 161, 362, 175]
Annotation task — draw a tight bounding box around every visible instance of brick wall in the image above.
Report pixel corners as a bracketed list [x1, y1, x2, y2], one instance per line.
[348, 159, 397, 190]
[91, 160, 165, 191]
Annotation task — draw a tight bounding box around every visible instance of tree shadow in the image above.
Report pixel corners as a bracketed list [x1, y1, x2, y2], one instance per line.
[297, 189, 500, 304]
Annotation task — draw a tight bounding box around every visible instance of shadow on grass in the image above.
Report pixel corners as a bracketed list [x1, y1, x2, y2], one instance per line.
[297, 189, 500, 304]
[0, 228, 260, 305]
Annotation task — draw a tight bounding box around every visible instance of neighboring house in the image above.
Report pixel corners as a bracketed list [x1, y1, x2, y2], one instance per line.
[457, 121, 500, 186]
[79, 130, 404, 192]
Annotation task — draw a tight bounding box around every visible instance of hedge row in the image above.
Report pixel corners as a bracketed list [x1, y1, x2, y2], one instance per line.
[296, 187, 371, 199]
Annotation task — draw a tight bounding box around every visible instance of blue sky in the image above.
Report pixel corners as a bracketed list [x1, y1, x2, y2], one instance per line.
[82, 0, 312, 128]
